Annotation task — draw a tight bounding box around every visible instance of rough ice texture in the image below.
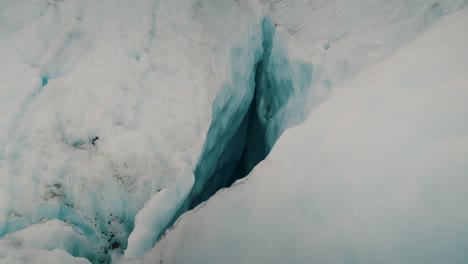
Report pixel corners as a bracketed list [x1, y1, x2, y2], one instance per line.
[1, 0, 467, 263]
[130, 8, 468, 264]
[0, 219, 99, 263]
[0, 0, 261, 261]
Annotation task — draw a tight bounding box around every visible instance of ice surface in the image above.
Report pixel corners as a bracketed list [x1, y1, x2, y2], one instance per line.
[0, 249, 91, 264]
[0, 220, 94, 263]
[0, 0, 263, 261]
[130, 7, 468, 264]
[0, 219, 102, 262]
[1, 0, 467, 263]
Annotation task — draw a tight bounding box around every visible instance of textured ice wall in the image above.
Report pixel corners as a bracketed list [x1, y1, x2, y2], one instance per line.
[0, 0, 263, 262]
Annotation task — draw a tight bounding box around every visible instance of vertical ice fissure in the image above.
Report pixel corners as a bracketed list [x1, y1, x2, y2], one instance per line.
[187, 18, 278, 210]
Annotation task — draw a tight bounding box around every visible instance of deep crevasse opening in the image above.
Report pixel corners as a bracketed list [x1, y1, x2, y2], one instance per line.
[183, 17, 312, 211]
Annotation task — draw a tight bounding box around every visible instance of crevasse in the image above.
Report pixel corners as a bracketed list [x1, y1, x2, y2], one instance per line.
[182, 17, 312, 211]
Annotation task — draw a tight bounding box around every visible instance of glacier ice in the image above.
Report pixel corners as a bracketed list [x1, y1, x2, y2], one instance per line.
[0, 219, 100, 263]
[0, 0, 467, 263]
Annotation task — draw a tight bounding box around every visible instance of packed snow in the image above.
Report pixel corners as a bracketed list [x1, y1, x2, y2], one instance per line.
[0, 0, 467, 263]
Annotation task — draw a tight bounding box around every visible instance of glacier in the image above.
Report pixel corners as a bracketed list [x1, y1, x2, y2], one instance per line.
[0, 0, 467, 263]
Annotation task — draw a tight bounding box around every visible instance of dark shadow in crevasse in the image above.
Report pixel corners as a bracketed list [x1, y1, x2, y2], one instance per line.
[189, 61, 268, 209]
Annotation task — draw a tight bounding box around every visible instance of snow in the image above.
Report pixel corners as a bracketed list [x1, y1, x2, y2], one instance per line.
[0, 249, 91, 264]
[131, 7, 468, 264]
[124, 166, 194, 258]
[265, 0, 468, 120]
[0, 220, 94, 264]
[0, 0, 467, 263]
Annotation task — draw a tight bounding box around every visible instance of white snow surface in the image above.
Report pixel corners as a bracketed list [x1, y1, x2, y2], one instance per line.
[0, 219, 95, 263]
[0, 0, 467, 263]
[128, 7, 468, 264]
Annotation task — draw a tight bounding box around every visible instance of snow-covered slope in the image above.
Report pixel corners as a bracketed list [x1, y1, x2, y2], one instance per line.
[130, 7, 468, 264]
[0, 0, 467, 263]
